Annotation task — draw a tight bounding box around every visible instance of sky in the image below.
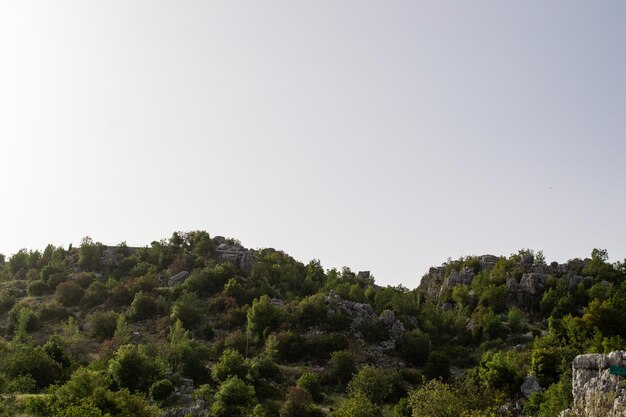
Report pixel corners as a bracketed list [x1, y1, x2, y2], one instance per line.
[1, 1, 625, 288]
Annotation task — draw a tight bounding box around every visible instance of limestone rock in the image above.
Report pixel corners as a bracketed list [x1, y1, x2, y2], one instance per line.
[327, 292, 404, 351]
[479, 255, 500, 270]
[519, 273, 548, 295]
[570, 351, 626, 416]
[215, 242, 256, 274]
[440, 267, 475, 293]
[521, 376, 543, 398]
[168, 271, 190, 287]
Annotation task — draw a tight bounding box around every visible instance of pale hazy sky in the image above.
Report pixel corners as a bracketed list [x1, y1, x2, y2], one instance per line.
[1, 1, 625, 288]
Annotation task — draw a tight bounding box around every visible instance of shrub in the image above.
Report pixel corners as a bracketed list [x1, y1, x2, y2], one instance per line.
[170, 291, 203, 328]
[55, 281, 84, 307]
[80, 281, 108, 309]
[347, 366, 392, 405]
[329, 395, 380, 417]
[128, 291, 159, 321]
[0, 290, 16, 313]
[356, 320, 389, 343]
[297, 371, 323, 401]
[88, 311, 119, 341]
[396, 329, 431, 367]
[424, 351, 450, 380]
[328, 350, 357, 386]
[2, 345, 63, 390]
[211, 376, 256, 417]
[39, 302, 70, 322]
[280, 386, 321, 417]
[409, 379, 464, 417]
[27, 280, 51, 296]
[108, 344, 162, 393]
[149, 379, 174, 404]
[247, 295, 281, 340]
[213, 348, 249, 382]
[7, 303, 39, 334]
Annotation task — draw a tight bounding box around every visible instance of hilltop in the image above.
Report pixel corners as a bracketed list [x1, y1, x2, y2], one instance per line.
[0, 232, 624, 417]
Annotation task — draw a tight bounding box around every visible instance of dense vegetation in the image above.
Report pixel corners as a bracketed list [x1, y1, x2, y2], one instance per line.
[0, 232, 624, 417]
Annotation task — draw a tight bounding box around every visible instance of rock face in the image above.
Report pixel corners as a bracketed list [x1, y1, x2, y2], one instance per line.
[569, 351, 626, 416]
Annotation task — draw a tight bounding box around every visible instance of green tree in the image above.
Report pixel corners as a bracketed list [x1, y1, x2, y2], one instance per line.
[409, 379, 464, 417]
[328, 350, 357, 386]
[397, 329, 431, 367]
[128, 291, 159, 321]
[211, 376, 256, 417]
[55, 281, 85, 307]
[247, 295, 281, 340]
[280, 386, 321, 417]
[213, 348, 249, 382]
[149, 379, 174, 405]
[163, 320, 210, 383]
[329, 395, 380, 417]
[170, 291, 203, 328]
[88, 311, 118, 341]
[108, 344, 162, 393]
[297, 370, 323, 402]
[2, 344, 63, 390]
[347, 365, 392, 405]
[424, 351, 450, 380]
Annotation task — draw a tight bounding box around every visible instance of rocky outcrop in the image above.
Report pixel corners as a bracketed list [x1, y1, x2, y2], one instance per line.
[479, 255, 500, 270]
[168, 271, 190, 287]
[519, 273, 548, 296]
[162, 377, 208, 417]
[326, 291, 404, 350]
[441, 267, 475, 292]
[214, 240, 256, 274]
[327, 290, 377, 329]
[568, 351, 626, 416]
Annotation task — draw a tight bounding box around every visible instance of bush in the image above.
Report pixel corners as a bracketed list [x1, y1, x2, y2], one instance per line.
[149, 379, 174, 404]
[424, 351, 450, 380]
[170, 291, 203, 328]
[247, 295, 281, 340]
[0, 290, 16, 313]
[27, 280, 51, 296]
[329, 395, 380, 417]
[409, 379, 463, 417]
[356, 321, 389, 343]
[211, 376, 256, 417]
[7, 303, 39, 334]
[397, 329, 431, 367]
[213, 348, 249, 382]
[128, 291, 159, 321]
[88, 311, 119, 341]
[2, 345, 63, 390]
[280, 386, 322, 417]
[108, 344, 162, 393]
[297, 371, 323, 401]
[55, 281, 85, 307]
[80, 281, 108, 309]
[347, 366, 392, 405]
[39, 303, 70, 322]
[328, 350, 357, 386]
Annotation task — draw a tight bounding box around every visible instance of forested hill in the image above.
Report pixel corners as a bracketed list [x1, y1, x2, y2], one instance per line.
[0, 232, 624, 417]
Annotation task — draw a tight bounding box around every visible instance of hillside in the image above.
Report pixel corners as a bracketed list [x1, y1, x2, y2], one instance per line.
[0, 232, 624, 417]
